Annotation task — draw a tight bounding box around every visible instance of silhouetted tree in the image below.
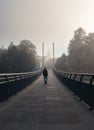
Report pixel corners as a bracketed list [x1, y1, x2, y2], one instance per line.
[55, 53, 68, 71]
[55, 27, 94, 73]
[68, 27, 86, 72]
[0, 40, 38, 73]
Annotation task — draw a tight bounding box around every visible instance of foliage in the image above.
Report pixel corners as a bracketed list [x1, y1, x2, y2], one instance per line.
[55, 53, 68, 71]
[0, 40, 37, 73]
[55, 27, 94, 73]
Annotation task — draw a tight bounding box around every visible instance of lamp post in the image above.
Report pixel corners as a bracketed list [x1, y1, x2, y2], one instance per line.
[52, 42, 55, 68]
[42, 42, 45, 68]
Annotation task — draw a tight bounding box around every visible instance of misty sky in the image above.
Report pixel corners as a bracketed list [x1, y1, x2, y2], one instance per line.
[0, 0, 94, 57]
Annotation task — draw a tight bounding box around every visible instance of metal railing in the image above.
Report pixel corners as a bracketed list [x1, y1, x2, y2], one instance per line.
[53, 68, 94, 110]
[0, 69, 42, 102]
[54, 68, 94, 85]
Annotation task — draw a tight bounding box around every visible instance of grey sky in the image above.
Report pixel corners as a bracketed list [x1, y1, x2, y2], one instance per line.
[0, 0, 94, 57]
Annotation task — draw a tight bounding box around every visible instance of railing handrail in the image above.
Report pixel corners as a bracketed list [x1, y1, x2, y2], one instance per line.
[54, 68, 94, 76]
[0, 68, 43, 102]
[53, 68, 94, 85]
[0, 69, 43, 85]
[0, 69, 42, 76]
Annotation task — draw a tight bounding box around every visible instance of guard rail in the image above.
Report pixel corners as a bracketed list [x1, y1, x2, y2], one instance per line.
[0, 69, 42, 102]
[54, 68, 94, 110]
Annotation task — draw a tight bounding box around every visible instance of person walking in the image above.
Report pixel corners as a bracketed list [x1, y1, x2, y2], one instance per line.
[43, 67, 48, 84]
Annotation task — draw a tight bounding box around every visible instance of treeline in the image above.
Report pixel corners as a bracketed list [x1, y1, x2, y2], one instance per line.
[55, 27, 94, 73]
[0, 40, 38, 73]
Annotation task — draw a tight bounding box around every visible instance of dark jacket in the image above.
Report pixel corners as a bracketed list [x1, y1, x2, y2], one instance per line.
[43, 68, 48, 77]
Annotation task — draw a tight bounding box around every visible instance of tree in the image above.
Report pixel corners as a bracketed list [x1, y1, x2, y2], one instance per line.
[55, 53, 68, 71]
[83, 33, 94, 72]
[68, 27, 86, 72]
[0, 40, 38, 73]
[17, 40, 37, 72]
[55, 27, 94, 73]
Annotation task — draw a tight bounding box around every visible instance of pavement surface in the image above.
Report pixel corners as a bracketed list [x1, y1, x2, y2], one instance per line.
[0, 70, 94, 130]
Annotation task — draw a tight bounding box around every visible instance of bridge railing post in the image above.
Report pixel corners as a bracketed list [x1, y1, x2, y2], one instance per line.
[80, 75, 84, 82]
[90, 76, 94, 85]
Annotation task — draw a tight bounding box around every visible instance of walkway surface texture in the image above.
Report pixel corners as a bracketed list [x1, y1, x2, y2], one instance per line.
[0, 70, 94, 130]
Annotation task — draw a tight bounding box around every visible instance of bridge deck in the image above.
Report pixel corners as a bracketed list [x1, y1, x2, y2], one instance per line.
[0, 70, 94, 130]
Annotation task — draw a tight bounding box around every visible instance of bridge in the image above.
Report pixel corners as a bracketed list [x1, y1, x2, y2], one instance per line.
[0, 69, 94, 130]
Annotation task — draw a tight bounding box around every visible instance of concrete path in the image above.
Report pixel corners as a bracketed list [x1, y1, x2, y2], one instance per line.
[0, 70, 94, 130]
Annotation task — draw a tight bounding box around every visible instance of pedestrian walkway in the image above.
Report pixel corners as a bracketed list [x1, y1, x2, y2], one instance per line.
[0, 70, 94, 130]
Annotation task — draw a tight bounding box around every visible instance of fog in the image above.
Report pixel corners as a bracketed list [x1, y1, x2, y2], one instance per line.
[0, 0, 94, 57]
